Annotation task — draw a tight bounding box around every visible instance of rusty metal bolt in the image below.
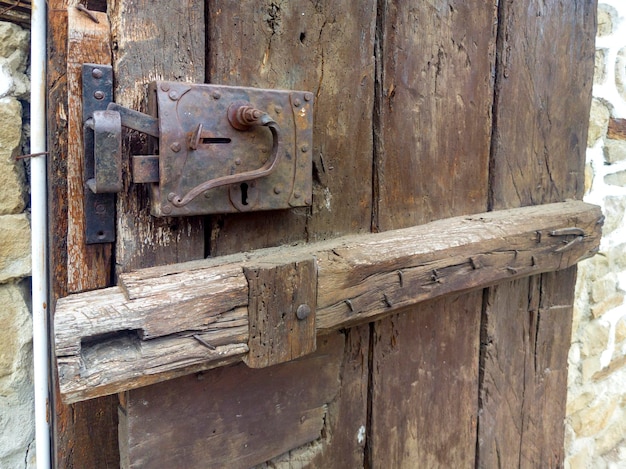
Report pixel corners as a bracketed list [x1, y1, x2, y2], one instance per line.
[93, 90, 105, 100]
[296, 304, 311, 320]
[294, 192, 301, 199]
[162, 204, 172, 215]
[304, 92, 313, 102]
[170, 142, 181, 152]
[235, 158, 242, 165]
[300, 144, 309, 153]
[92, 68, 103, 79]
[293, 98, 302, 108]
[274, 106, 282, 114]
[273, 186, 281, 194]
[168, 90, 179, 101]
[160, 83, 170, 92]
[212, 91, 221, 100]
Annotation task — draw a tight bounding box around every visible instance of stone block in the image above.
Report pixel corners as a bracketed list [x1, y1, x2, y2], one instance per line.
[602, 196, 626, 235]
[595, 409, 626, 455]
[616, 315, 626, 344]
[568, 397, 618, 438]
[603, 139, 626, 164]
[0, 214, 31, 282]
[567, 391, 595, 416]
[604, 170, 626, 187]
[582, 354, 602, 383]
[595, 49, 607, 86]
[591, 274, 618, 304]
[0, 98, 26, 214]
[0, 281, 35, 469]
[588, 99, 610, 147]
[580, 320, 611, 358]
[597, 4, 616, 37]
[591, 294, 624, 319]
[0, 22, 29, 100]
[564, 444, 591, 469]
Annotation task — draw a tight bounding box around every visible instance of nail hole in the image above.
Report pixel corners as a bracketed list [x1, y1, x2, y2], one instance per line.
[97, 231, 105, 239]
[299, 32, 306, 43]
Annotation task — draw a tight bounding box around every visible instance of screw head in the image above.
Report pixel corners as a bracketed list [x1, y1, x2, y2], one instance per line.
[92, 68, 103, 79]
[293, 99, 302, 107]
[170, 142, 181, 152]
[294, 192, 301, 199]
[235, 158, 242, 165]
[273, 186, 281, 194]
[274, 106, 282, 114]
[94, 90, 105, 100]
[168, 91, 179, 100]
[212, 91, 221, 100]
[300, 144, 309, 153]
[162, 204, 172, 215]
[304, 92, 313, 102]
[296, 304, 311, 320]
[160, 83, 170, 92]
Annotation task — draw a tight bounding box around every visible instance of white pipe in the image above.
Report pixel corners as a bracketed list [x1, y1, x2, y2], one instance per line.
[30, 0, 51, 467]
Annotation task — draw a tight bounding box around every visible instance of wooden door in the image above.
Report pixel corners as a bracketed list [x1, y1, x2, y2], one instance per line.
[47, 1, 598, 468]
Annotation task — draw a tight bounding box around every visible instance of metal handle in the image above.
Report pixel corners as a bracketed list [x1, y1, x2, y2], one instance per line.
[167, 105, 281, 208]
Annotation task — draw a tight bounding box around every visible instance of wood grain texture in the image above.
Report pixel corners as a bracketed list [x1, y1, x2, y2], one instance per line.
[54, 201, 602, 403]
[47, 4, 120, 468]
[244, 257, 317, 368]
[489, 0, 597, 210]
[477, 1, 597, 467]
[370, 292, 482, 467]
[119, 333, 345, 469]
[108, 0, 205, 273]
[370, 0, 497, 465]
[207, 0, 376, 252]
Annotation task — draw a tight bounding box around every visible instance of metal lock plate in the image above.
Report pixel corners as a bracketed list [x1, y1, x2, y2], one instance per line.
[145, 82, 313, 217]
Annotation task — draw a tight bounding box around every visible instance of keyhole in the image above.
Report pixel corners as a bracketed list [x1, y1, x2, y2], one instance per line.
[240, 183, 249, 206]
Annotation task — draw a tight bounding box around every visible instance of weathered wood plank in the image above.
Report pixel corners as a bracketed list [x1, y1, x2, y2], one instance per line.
[244, 257, 317, 368]
[119, 333, 345, 469]
[108, 0, 205, 274]
[370, 0, 497, 465]
[47, 3, 120, 467]
[370, 291, 482, 467]
[54, 201, 602, 403]
[477, 1, 597, 467]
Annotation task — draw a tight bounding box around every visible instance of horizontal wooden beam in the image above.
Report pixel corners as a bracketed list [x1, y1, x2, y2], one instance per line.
[54, 201, 602, 403]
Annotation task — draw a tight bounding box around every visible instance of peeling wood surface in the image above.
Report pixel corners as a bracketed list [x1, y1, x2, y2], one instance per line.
[48, 4, 120, 468]
[54, 201, 601, 403]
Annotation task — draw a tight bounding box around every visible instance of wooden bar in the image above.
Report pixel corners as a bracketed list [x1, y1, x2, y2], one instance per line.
[54, 200, 601, 403]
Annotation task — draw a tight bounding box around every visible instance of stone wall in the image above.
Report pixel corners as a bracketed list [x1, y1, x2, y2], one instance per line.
[566, 2, 626, 468]
[0, 21, 36, 469]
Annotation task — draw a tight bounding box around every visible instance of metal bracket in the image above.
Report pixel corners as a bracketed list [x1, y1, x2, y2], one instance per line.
[82, 63, 314, 219]
[82, 63, 116, 243]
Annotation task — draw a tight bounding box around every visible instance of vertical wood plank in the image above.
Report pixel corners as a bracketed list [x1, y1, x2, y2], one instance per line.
[109, 0, 206, 273]
[370, 0, 497, 466]
[48, 3, 120, 467]
[207, 0, 376, 252]
[478, 1, 597, 466]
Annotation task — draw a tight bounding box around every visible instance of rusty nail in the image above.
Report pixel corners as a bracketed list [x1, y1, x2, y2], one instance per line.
[398, 270, 404, 287]
[160, 83, 170, 92]
[15, 151, 48, 161]
[212, 91, 221, 100]
[531, 256, 537, 266]
[304, 197, 312, 205]
[193, 334, 217, 350]
[470, 257, 480, 270]
[76, 4, 99, 23]
[293, 98, 302, 107]
[555, 236, 584, 253]
[162, 204, 172, 215]
[296, 304, 311, 320]
[304, 92, 313, 102]
[536, 231, 542, 243]
[235, 158, 242, 165]
[169, 91, 179, 100]
[294, 192, 301, 199]
[301, 144, 309, 153]
[549, 227, 585, 237]
[170, 142, 181, 152]
[383, 293, 393, 308]
[94, 90, 105, 100]
[507, 266, 518, 274]
[345, 299, 355, 312]
[92, 68, 103, 79]
[274, 186, 282, 194]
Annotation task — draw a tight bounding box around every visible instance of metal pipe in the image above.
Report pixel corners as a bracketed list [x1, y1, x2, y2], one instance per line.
[30, 0, 51, 467]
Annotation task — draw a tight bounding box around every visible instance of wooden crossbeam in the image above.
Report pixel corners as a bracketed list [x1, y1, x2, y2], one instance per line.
[54, 200, 602, 403]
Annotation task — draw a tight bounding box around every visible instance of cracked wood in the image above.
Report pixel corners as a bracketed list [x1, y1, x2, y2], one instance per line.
[54, 200, 601, 403]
